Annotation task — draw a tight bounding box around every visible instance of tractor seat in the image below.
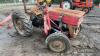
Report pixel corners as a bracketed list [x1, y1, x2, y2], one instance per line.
[31, 6, 43, 15]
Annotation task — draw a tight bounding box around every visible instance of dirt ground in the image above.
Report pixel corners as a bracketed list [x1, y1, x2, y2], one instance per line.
[0, 6, 100, 56]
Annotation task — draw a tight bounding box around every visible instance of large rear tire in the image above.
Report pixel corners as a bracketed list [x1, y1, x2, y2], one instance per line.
[12, 11, 33, 37]
[45, 32, 71, 53]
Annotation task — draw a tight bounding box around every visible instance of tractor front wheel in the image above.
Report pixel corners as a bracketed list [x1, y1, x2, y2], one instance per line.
[45, 32, 71, 52]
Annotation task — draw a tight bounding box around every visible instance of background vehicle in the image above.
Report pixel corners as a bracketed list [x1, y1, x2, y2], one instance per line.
[61, 0, 93, 13]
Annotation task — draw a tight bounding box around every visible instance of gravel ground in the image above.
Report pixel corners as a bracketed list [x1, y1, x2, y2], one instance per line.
[0, 6, 100, 56]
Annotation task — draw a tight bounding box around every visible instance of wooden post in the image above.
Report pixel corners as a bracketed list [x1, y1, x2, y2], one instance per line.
[22, 0, 27, 13]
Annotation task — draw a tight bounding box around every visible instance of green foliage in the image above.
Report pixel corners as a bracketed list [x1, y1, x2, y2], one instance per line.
[94, 0, 100, 5]
[52, 0, 62, 4]
[0, 0, 14, 3]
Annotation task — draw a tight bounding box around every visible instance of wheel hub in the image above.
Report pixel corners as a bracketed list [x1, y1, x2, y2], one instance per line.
[52, 41, 63, 48]
[49, 40, 65, 52]
[14, 19, 26, 35]
[63, 2, 71, 9]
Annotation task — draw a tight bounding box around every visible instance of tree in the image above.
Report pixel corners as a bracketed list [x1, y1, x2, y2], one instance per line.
[94, 0, 100, 5]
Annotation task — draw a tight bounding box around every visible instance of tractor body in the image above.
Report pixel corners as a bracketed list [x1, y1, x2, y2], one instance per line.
[12, 0, 85, 53]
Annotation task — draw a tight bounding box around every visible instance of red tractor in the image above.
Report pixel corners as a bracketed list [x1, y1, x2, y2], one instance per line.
[12, 0, 85, 52]
[61, 0, 93, 13]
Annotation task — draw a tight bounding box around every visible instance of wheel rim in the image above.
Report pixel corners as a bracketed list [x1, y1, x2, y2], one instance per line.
[63, 2, 71, 10]
[14, 18, 26, 35]
[49, 40, 66, 52]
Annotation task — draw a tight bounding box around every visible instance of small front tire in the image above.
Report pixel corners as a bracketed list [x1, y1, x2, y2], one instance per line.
[45, 32, 71, 53]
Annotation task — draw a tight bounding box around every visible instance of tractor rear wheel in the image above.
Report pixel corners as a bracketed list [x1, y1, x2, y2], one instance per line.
[12, 11, 33, 37]
[45, 32, 71, 52]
